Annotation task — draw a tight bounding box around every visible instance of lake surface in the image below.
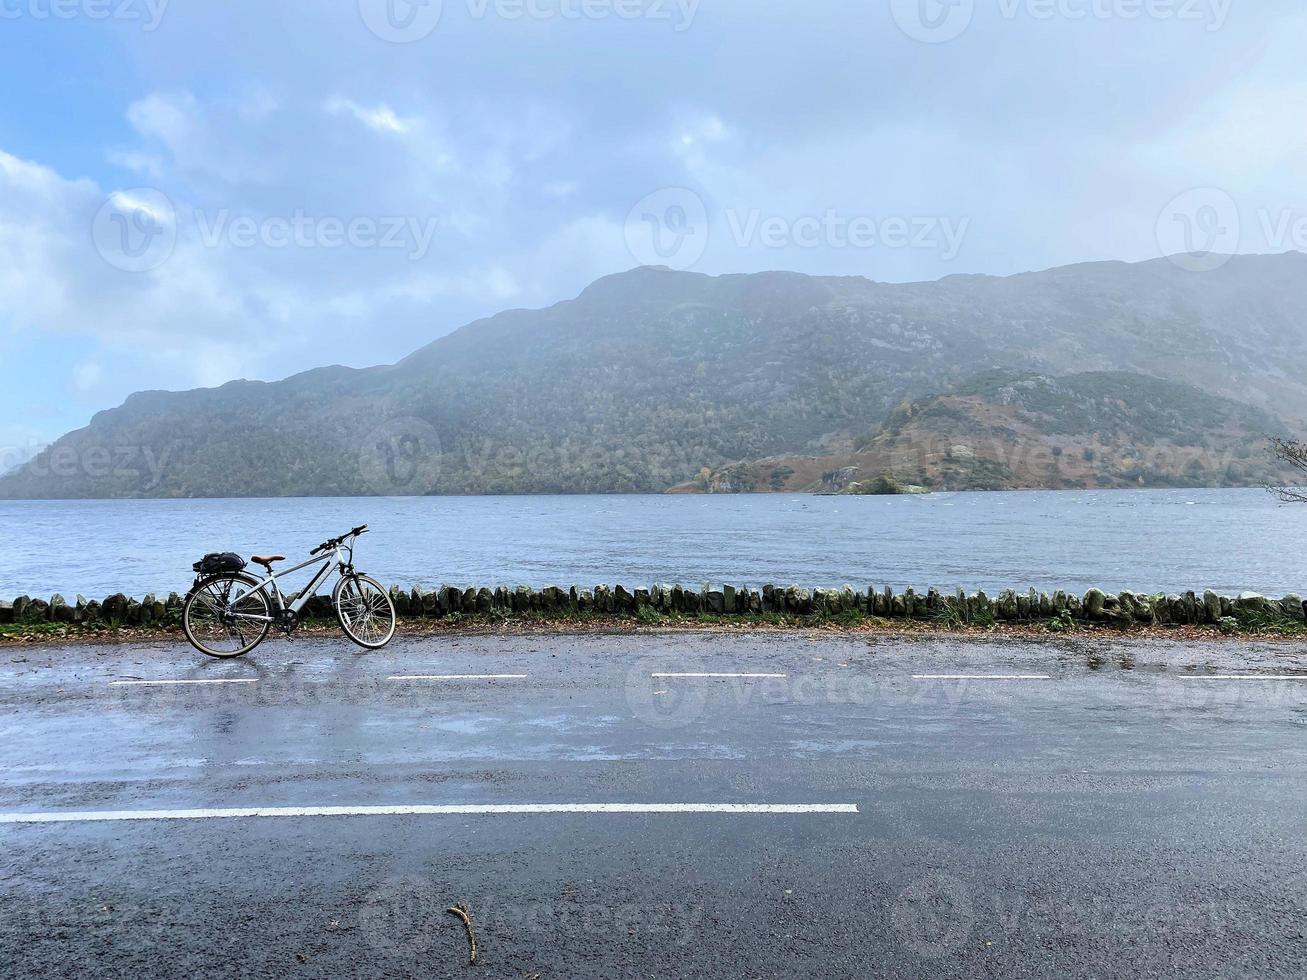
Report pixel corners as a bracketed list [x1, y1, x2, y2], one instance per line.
[2, 489, 1304, 599]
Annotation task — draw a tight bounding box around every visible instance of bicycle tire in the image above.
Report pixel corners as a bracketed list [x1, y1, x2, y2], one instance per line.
[333, 573, 397, 649]
[183, 572, 271, 658]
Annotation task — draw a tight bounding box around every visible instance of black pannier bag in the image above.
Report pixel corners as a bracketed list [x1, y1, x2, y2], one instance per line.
[192, 552, 247, 575]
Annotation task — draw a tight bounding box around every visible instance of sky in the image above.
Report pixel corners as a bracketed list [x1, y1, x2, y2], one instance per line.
[1, 0, 1305, 457]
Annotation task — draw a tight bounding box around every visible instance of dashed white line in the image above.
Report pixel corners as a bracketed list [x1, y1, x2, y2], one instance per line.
[1180, 675, 1307, 681]
[0, 802, 860, 824]
[912, 674, 1052, 680]
[388, 674, 528, 681]
[110, 679, 258, 687]
[652, 672, 787, 678]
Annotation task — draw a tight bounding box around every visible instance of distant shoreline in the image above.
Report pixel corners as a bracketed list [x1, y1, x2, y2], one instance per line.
[0, 483, 1285, 502]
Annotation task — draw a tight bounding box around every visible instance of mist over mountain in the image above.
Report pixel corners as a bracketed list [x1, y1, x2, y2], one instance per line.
[3, 253, 1304, 499]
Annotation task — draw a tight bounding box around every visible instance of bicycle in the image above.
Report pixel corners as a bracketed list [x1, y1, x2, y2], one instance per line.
[182, 524, 396, 658]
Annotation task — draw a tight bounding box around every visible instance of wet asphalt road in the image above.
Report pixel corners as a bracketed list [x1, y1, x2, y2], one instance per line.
[1, 630, 1306, 979]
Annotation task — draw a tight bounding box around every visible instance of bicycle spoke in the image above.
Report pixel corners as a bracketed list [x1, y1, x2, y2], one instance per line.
[337, 576, 394, 647]
[186, 576, 268, 656]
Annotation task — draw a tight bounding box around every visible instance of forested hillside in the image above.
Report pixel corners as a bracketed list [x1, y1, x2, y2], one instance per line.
[3, 254, 1305, 497]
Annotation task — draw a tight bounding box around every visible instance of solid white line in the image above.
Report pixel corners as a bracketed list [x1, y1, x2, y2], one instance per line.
[387, 674, 528, 681]
[651, 672, 787, 678]
[1180, 675, 1307, 681]
[0, 803, 860, 824]
[110, 679, 258, 687]
[912, 674, 1052, 680]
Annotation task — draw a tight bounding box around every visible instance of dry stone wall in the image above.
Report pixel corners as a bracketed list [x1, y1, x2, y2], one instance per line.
[1, 584, 1301, 628]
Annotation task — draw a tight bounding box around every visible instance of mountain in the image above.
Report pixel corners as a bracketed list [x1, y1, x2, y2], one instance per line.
[3, 253, 1306, 498]
[676, 370, 1295, 493]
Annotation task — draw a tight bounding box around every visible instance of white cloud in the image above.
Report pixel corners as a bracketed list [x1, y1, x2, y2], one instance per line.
[10, 0, 1307, 447]
[126, 91, 270, 184]
[324, 97, 417, 135]
[0, 147, 321, 390]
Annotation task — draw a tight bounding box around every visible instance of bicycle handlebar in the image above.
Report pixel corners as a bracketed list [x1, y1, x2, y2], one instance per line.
[310, 524, 369, 555]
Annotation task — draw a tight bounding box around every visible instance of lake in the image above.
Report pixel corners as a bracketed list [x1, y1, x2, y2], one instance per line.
[1, 488, 1304, 599]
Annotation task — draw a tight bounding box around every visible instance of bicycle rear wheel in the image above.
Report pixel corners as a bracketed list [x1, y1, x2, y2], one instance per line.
[333, 573, 397, 649]
[183, 573, 271, 658]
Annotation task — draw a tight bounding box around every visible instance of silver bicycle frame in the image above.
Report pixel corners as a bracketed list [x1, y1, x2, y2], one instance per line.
[231, 545, 345, 621]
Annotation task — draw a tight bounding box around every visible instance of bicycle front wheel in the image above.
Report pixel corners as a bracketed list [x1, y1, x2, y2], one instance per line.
[183, 572, 271, 658]
[333, 573, 397, 649]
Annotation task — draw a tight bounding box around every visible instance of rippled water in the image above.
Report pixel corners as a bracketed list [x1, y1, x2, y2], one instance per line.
[2, 489, 1304, 598]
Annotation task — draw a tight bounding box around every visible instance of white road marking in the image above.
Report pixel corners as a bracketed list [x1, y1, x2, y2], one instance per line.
[652, 672, 787, 678]
[0, 803, 860, 824]
[110, 679, 258, 687]
[912, 674, 1052, 680]
[387, 674, 528, 681]
[1180, 675, 1307, 681]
